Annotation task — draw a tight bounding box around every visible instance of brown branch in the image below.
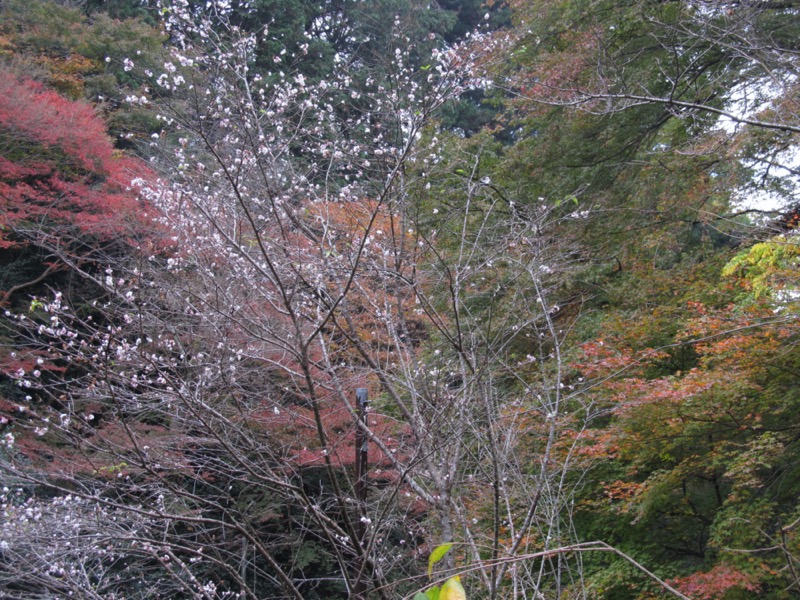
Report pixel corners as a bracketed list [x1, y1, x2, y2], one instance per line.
[514, 86, 800, 134]
[395, 541, 692, 600]
[0, 261, 65, 307]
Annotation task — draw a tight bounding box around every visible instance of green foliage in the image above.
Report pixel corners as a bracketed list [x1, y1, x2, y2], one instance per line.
[500, 4, 800, 592]
[0, 0, 165, 145]
[428, 542, 454, 578]
[416, 544, 464, 600]
[722, 236, 800, 299]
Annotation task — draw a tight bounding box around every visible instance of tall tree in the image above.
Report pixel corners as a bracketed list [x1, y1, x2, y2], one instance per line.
[2, 5, 569, 598]
[483, 0, 800, 596]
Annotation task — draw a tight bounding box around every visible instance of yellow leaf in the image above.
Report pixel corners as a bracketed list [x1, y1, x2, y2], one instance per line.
[440, 576, 466, 600]
[428, 543, 453, 577]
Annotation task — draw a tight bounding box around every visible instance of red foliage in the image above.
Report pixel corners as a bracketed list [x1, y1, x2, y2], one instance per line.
[573, 339, 641, 379]
[669, 564, 761, 599]
[253, 396, 409, 470]
[511, 26, 602, 110]
[0, 66, 150, 250]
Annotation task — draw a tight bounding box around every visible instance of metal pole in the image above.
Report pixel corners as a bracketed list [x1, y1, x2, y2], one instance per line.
[353, 388, 369, 599]
[355, 388, 369, 512]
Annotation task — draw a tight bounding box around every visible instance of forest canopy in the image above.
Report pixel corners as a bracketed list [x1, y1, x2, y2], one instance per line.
[1, 0, 799, 598]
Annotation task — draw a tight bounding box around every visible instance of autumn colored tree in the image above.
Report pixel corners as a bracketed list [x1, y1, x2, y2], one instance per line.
[436, 0, 800, 596]
[567, 258, 800, 597]
[0, 66, 149, 304]
[0, 64, 155, 480]
[496, 0, 800, 581]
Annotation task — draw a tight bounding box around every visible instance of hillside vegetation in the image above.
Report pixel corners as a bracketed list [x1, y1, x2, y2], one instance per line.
[1, 0, 799, 598]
